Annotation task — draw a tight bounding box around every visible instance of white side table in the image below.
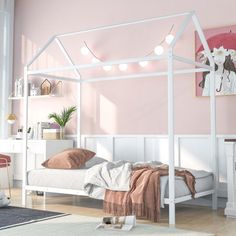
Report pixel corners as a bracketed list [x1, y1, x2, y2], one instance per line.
[224, 139, 236, 218]
[0, 139, 73, 181]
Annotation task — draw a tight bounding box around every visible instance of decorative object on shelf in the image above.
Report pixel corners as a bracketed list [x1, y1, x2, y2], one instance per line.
[34, 122, 51, 139]
[16, 128, 23, 139]
[50, 81, 62, 96]
[42, 129, 60, 140]
[16, 127, 33, 140]
[14, 78, 23, 97]
[40, 79, 51, 95]
[48, 106, 76, 139]
[30, 84, 41, 96]
[6, 114, 17, 125]
[13, 77, 31, 98]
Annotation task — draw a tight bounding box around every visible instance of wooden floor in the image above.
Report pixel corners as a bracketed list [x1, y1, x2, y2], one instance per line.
[9, 188, 236, 236]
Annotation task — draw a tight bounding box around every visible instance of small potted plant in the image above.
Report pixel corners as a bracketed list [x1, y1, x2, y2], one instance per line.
[48, 106, 76, 139]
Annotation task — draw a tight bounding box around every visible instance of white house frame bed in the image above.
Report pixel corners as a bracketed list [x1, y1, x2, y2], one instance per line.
[21, 11, 218, 225]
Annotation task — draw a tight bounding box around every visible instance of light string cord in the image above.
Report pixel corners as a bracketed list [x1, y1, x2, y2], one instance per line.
[82, 24, 175, 61]
[145, 24, 174, 56]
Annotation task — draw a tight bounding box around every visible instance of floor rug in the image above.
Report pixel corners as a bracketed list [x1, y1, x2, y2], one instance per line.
[0, 206, 68, 230]
[1, 214, 214, 236]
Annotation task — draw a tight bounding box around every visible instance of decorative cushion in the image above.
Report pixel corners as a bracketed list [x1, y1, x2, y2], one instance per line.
[42, 148, 96, 169]
[85, 156, 108, 168]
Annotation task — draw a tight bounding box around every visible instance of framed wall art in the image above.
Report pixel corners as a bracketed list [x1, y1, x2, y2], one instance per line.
[195, 25, 236, 96]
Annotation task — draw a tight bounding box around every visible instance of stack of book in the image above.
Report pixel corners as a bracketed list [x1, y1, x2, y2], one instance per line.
[96, 215, 136, 231]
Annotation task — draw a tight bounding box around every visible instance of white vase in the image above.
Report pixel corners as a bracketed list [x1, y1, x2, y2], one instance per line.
[59, 127, 65, 139]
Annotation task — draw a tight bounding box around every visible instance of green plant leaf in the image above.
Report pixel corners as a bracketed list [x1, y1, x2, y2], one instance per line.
[48, 106, 76, 127]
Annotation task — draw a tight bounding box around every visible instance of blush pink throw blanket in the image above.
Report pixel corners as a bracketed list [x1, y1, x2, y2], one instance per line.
[103, 165, 196, 222]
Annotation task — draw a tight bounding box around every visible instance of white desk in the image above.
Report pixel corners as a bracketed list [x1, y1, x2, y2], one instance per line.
[224, 139, 236, 218]
[0, 139, 73, 180]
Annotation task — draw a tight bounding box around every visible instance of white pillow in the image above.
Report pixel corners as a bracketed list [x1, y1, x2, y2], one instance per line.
[85, 156, 108, 168]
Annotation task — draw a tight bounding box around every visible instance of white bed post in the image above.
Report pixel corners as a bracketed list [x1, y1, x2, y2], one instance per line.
[22, 65, 29, 206]
[54, 37, 81, 147]
[191, 14, 218, 210]
[77, 82, 81, 147]
[210, 69, 217, 209]
[167, 47, 175, 225]
[166, 12, 192, 226]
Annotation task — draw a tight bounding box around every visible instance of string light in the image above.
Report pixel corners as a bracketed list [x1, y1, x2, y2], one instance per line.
[139, 61, 148, 67]
[118, 64, 128, 71]
[103, 65, 112, 71]
[80, 46, 89, 55]
[154, 45, 164, 55]
[92, 58, 100, 63]
[145, 24, 174, 58]
[165, 34, 174, 44]
[80, 24, 174, 70]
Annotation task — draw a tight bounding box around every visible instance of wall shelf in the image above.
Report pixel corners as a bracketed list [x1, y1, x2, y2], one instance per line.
[8, 95, 61, 100]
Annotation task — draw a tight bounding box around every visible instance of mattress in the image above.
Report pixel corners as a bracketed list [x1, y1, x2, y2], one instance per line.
[27, 167, 213, 199]
[28, 168, 87, 191]
[164, 174, 213, 198]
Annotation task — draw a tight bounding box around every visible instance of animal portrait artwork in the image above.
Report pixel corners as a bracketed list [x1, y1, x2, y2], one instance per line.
[195, 25, 236, 96]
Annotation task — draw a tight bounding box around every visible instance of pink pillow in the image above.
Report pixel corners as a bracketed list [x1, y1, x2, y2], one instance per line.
[42, 148, 96, 169]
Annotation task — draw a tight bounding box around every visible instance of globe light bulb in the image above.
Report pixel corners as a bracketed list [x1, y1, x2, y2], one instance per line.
[154, 45, 164, 55]
[7, 113, 16, 125]
[139, 61, 148, 67]
[80, 46, 89, 55]
[165, 34, 174, 45]
[103, 65, 112, 71]
[118, 64, 128, 71]
[92, 58, 100, 63]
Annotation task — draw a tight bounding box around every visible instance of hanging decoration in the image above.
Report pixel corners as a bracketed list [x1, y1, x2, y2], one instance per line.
[79, 24, 175, 72]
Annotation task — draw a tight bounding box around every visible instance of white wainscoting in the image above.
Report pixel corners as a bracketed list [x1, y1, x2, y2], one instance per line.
[75, 134, 235, 198]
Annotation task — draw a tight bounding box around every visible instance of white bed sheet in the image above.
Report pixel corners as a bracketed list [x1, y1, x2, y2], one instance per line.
[27, 167, 213, 200]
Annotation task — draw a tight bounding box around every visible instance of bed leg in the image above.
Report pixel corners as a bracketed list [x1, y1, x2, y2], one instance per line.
[212, 192, 218, 210]
[169, 202, 175, 225]
[22, 188, 27, 207]
[43, 192, 46, 210]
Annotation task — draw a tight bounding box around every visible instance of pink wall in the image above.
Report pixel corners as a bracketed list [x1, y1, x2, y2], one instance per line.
[13, 0, 236, 135]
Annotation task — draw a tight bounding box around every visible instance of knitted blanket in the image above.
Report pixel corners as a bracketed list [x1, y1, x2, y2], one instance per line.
[103, 164, 196, 222]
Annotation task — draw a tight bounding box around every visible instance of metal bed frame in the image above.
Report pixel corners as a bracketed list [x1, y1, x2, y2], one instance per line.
[21, 11, 218, 225]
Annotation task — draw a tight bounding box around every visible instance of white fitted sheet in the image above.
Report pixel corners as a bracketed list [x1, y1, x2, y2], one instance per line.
[27, 168, 213, 199]
[28, 168, 87, 191]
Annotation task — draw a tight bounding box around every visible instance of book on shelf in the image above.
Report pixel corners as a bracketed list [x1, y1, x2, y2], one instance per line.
[96, 215, 136, 231]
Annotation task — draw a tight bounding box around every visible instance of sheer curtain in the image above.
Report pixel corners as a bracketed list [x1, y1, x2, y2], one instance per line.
[0, 0, 14, 138]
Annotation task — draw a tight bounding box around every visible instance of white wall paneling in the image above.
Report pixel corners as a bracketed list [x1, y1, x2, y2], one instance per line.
[81, 134, 232, 197]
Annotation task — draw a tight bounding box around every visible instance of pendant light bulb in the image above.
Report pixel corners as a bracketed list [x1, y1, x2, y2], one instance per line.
[80, 46, 89, 55]
[92, 58, 100, 63]
[119, 64, 128, 71]
[139, 61, 148, 67]
[165, 34, 174, 45]
[154, 45, 164, 55]
[103, 65, 112, 71]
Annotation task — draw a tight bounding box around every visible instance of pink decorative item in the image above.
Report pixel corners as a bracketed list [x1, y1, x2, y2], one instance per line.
[195, 25, 236, 96]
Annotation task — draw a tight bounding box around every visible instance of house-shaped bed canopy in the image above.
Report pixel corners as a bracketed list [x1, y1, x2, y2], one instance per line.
[22, 11, 218, 225]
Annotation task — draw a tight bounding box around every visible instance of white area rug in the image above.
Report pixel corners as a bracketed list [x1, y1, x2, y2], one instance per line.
[1, 214, 214, 236]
